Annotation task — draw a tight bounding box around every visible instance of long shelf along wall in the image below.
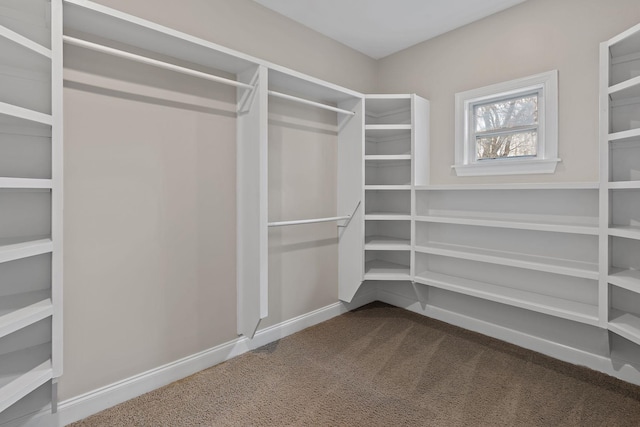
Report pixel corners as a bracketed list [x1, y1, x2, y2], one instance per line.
[0, 0, 63, 425]
[600, 22, 640, 352]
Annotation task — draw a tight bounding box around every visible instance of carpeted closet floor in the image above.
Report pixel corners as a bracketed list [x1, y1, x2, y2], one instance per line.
[70, 302, 640, 426]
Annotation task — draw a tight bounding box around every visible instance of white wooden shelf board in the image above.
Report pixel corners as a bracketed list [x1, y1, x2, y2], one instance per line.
[364, 185, 411, 191]
[415, 182, 599, 191]
[365, 124, 411, 131]
[609, 22, 640, 58]
[0, 102, 52, 126]
[0, 343, 52, 414]
[415, 242, 599, 280]
[364, 235, 411, 251]
[609, 268, 640, 293]
[0, 291, 52, 340]
[0, 24, 51, 59]
[609, 75, 640, 101]
[0, 178, 52, 189]
[414, 270, 599, 325]
[268, 68, 362, 105]
[609, 181, 640, 190]
[609, 128, 640, 143]
[0, 238, 52, 264]
[364, 155, 412, 161]
[414, 214, 598, 235]
[609, 310, 640, 346]
[364, 259, 410, 281]
[609, 225, 640, 240]
[365, 213, 411, 221]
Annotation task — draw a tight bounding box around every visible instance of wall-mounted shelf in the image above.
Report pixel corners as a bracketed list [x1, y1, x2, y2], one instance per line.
[0, 291, 52, 340]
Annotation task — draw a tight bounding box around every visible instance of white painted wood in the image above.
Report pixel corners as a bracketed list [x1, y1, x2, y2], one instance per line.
[364, 259, 410, 281]
[364, 154, 411, 161]
[0, 179, 52, 189]
[267, 90, 355, 115]
[609, 268, 640, 293]
[609, 180, 640, 189]
[268, 215, 350, 228]
[412, 95, 430, 186]
[236, 66, 268, 338]
[0, 239, 52, 265]
[365, 124, 412, 131]
[609, 75, 640, 101]
[364, 185, 411, 190]
[0, 102, 51, 126]
[609, 128, 640, 142]
[0, 360, 52, 414]
[415, 242, 599, 280]
[57, 292, 377, 426]
[365, 214, 412, 221]
[414, 270, 599, 326]
[609, 226, 640, 240]
[416, 182, 600, 190]
[0, 24, 51, 58]
[337, 97, 364, 303]
[364, 235, 410, 251]
[609, 310, 640, 346]
[0, 292, 52, 340]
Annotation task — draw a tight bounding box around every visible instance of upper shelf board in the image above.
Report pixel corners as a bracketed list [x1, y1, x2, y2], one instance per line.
[608, 22, 640, 59]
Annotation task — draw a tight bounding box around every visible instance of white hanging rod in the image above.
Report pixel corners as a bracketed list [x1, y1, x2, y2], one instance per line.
[268, 90, 355, 116]
[62, 36, 254, 90]
[268, 215, 350, 228]
[269, 201, 361, 228]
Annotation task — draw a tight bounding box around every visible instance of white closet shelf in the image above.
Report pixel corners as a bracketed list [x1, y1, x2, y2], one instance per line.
[609, 75, 640, 101]
[0, 344, 52, 414]
[414, 214, 599, 235]
[365, 124, 411, 131]
[0, 102, 52, 126]
[415, 182, 599, 191]
[0, 178, 52, 189]
[364, 155, 412, 161]
[415, 242, 599, 280]
[0, 238, 53, 264]
[414, 270, 599, 326]
[365, 213, 411, 221]
[364, 235, 411, 251]
[609, 128, 640, 143]
[609, 310, 640, 346]
[0, 24, 51, 59]
[609, 268, 640, 293]
[0, 291, 52, 340]
[609, 225, 640, 240]
[608, 181, 640, 189]
[364, 259, 410, 281]
[364, 185, 411, 191]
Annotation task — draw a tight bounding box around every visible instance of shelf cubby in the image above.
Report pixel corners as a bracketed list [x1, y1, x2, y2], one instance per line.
[364, 95, 411, 125]
[365, 158, 411, 186]
[610, 285, 640, 346]
[0, 0, 51, 50]
[365, 220, 411, 251]
[364, 250, 411, 281]
[609, 137, 640, 183]
[365, 188, 411, 217]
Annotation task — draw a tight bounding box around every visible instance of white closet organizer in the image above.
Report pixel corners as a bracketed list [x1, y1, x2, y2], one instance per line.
[600, 23, 640, 346]
[363, 95, 429, 283]
[0, 0, 62, 424]
[414, 184, 601, 326]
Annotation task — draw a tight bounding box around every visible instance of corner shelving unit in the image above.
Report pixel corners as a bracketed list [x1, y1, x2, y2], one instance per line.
[600, 22, 640, 347]
[413, 184, 600, 326]
[0, 0, 62, 424]
[363, 95, 429, 283]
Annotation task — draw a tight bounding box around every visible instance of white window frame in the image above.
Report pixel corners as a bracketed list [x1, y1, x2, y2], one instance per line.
[453, 70, 560, 176]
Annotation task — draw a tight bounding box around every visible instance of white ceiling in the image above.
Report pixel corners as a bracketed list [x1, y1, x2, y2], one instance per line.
[253, 0, 527, 59]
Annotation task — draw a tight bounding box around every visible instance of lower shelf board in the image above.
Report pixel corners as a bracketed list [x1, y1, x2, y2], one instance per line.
[414, 270, 599, 326]
[0, 343, 52, 413]
[609, 268, 640, 293]
[0, 291, 52, 339]
[364, 235, 411, 251]
[609, 226, 640, 240]
[609, 310, 640, 346]
[364, 259, 411, 281]
[415, 242, 599, 280]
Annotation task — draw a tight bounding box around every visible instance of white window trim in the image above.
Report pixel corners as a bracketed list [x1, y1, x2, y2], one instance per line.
[453, 70, 560, 176]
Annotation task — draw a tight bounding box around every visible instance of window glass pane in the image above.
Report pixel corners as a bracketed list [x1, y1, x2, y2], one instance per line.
[476, 130, 538, 160]
[474, 94, 538, 133]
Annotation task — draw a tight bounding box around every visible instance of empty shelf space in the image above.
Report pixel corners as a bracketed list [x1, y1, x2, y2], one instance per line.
[0, 343, 51, 414]
[609, 225, 640, 240]
[414, 242, 599, 280]
[0, 238, 52, 264]
[414, 214, 598, 235]
[0, 291, 51, 339]
[0, 178, 52, 189]
[609, 310, 640, 346]
[364, 259, 410, 281]
[0, 24, 50, 59]
[365, 213, 412, 221]
[609, 268, 640, 292]
[364, 235, 411, 250]
[609, 75, 640, 101]
[414, 270, 599, 325]
[364, 185, 411, 190]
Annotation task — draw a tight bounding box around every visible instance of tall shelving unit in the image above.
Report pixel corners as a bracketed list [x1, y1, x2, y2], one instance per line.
[0, 0, 63, 424]
[362, 94, 429, 282]
[600, 23, 640, 346]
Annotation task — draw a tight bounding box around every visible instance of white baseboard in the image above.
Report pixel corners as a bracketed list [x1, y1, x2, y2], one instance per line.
[376, 287, 640, 387]
[58, 289, 376, 426]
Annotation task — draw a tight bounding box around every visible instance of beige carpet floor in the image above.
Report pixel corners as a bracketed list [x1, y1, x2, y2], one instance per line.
[70, 302, 640, 426]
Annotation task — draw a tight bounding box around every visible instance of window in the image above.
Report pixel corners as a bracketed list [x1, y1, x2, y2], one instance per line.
[453, 70, 559, 176]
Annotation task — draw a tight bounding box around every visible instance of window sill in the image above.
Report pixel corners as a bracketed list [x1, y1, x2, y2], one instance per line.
[452, 158, 561, 176]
